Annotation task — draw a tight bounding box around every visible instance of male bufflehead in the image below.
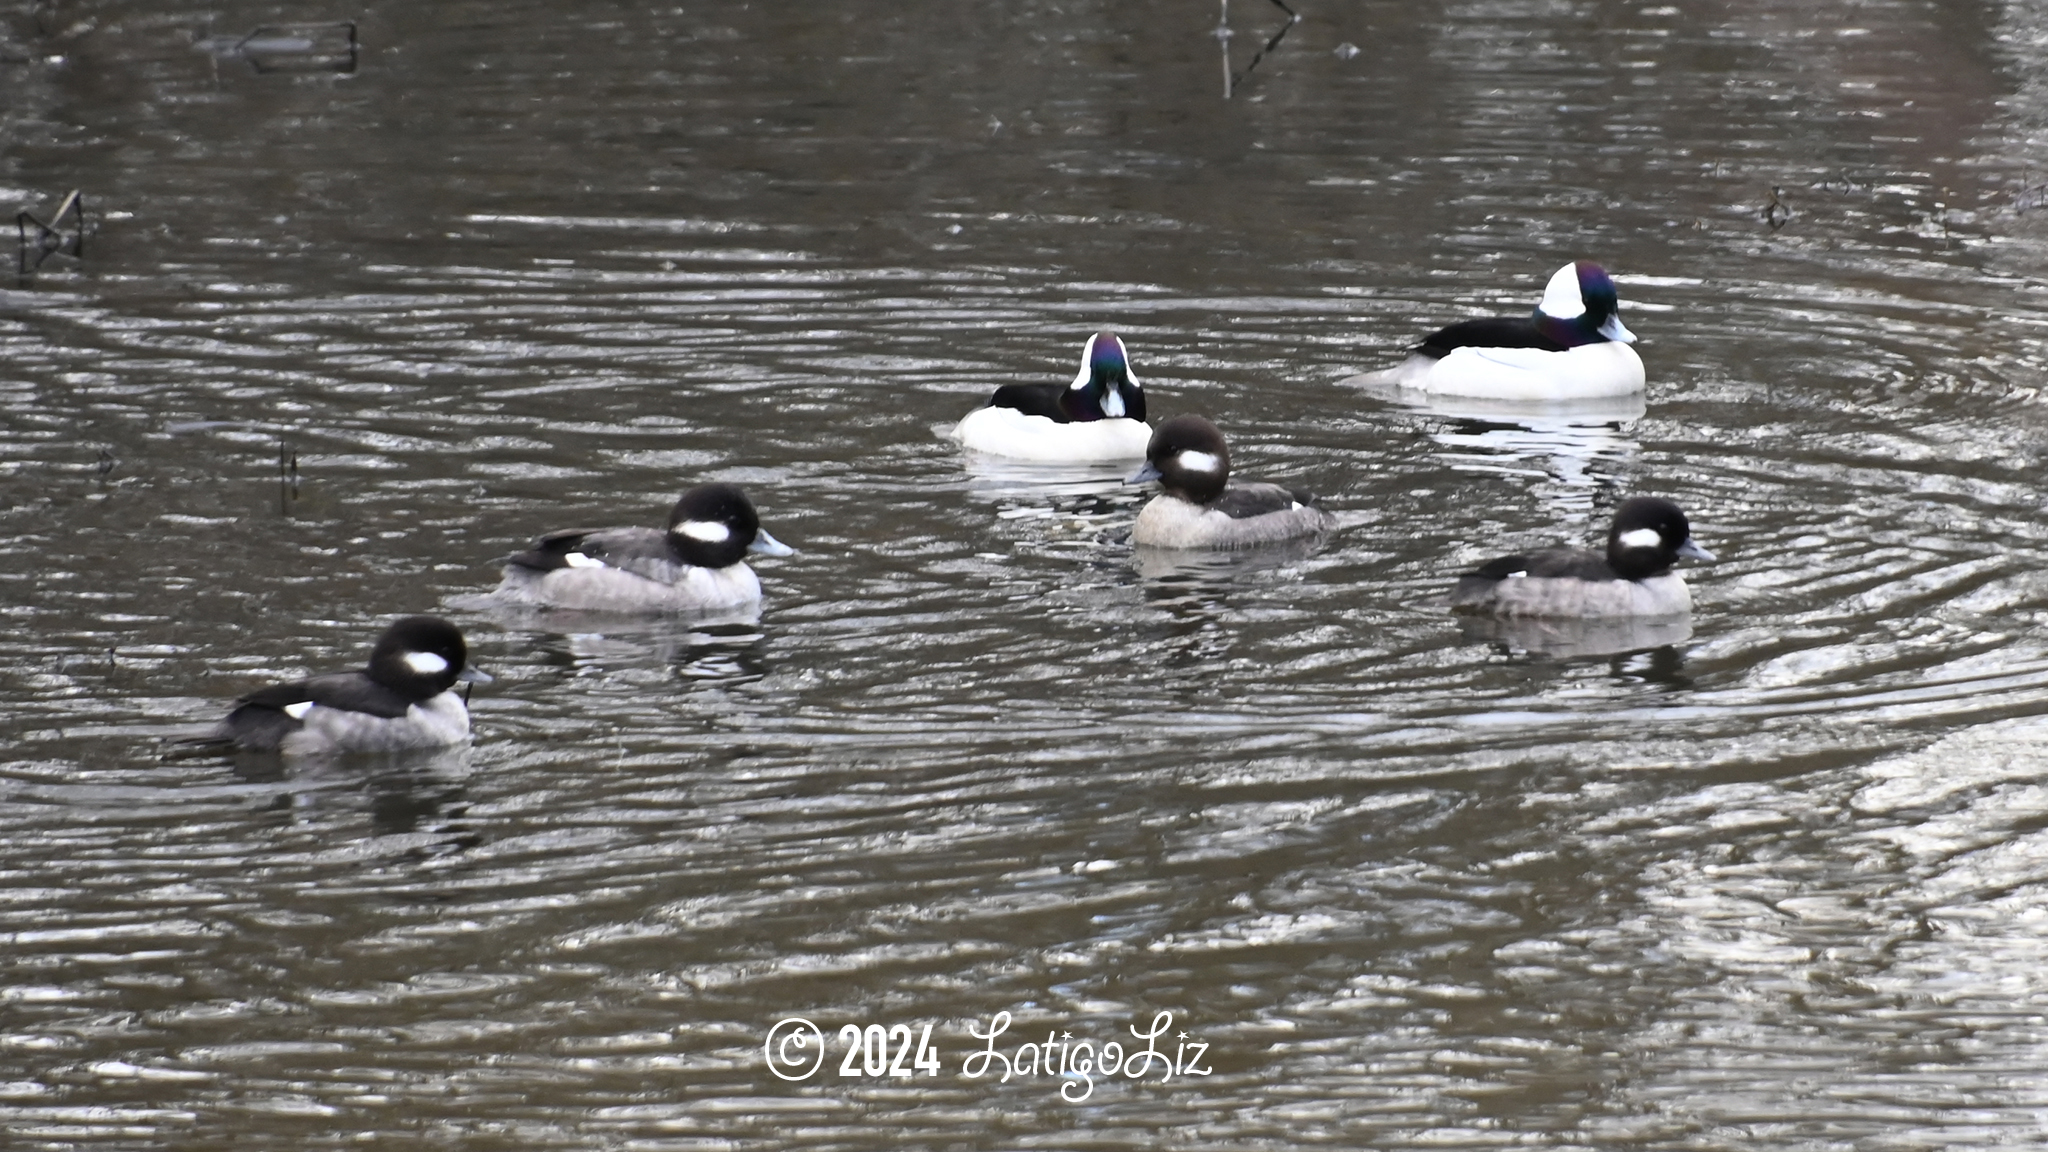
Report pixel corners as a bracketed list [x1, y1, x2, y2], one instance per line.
[1125, 415, 1333, 549]
[950, 331, 1152, 462]
[1373, 261, 1645, 400]
[491, 483, 795, 613]
[213, 615, 490, 755]
[1448, 496, 1714, 618]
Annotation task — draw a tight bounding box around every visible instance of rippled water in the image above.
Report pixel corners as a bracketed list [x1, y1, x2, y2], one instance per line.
[8, 0, 2048, 1145]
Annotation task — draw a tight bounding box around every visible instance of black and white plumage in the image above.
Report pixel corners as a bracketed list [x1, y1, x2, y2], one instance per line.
[1449, 496, 1715, 618]
[949, 331, 1153, 462]
[491, 483, 795, 613]
[1125, 415, 1333, 549]
[1363, 261, 1646, 400]
[214, 616, 489, 755]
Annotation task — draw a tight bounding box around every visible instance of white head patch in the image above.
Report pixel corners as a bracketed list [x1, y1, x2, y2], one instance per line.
[283, 701, 316, 720]
[1175, 450, 1221, 474]
[1101, 390, 1125, 418]
[1069, 333, 1099, 389]
[403, 651, 450, 676]
[675, 520, 731, 544]
[1618, 527, 1663, 550]
[564, 551, 605, 568]
[1538, 263, 1586, 320]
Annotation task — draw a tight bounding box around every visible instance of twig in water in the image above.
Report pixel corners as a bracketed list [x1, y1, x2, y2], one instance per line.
[2016, 169, 2048, 214]
[1761, 185, 1792, 230]
[1814, 171, 1867, 195]
[16, 189, 86, 276]
[1221, 0, 1301, 99]
[1216, 0, 1234, 99]
[279, 440, 300, 513]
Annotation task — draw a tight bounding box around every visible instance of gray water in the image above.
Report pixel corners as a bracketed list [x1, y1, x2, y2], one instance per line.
[8, 0, 2048, 1146]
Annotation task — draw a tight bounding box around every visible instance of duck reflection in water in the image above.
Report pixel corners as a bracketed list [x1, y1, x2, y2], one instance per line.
[1456, 613, 1693, 672]
[1133, 533, 1325, 593]
[1349, 375, 1644, 528]
[232, 745, 480, 848]
[502, 611, 770, 685]
[1129, 535, 1325, 673]
[957, 453, 1141, 528]
[1425, 397, 1643, 528]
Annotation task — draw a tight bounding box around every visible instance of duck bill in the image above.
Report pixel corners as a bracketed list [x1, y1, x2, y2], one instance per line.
[1677, 538, 1715, 562]
[1124, 460, 1162, 486]
[457, 665, 493, 684]
[749, 529, 796, 558]
[1598, 314, 1637, 344]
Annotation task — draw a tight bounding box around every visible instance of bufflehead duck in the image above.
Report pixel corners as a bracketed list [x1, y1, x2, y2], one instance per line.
[1125, 415, 1333, 549]
[214, 616, 490, 755]
[491, 482, 795, 613]
[950, 331, 1152, 462]
[1449, 496, 1714, 618]
[1374, 262, 1645, 400]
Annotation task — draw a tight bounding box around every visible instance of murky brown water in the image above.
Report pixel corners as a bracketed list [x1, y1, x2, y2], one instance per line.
[8, 0, 2048, 1146]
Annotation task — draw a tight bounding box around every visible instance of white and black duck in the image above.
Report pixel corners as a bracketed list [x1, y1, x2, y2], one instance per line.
[1367, 261, 1645, 400]
[491, 482, 794, 614]
[1126, 415, 1333, 549]
[211, 615, 489, 755]
[1448, 496, 1714, 618]
[950, 331, 1152, 462]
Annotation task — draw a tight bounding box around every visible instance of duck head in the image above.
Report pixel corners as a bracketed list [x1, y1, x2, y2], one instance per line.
[1534, 261, 1636, 348]
[1606, 496, 1714, 581]
[1060, 331, 1147, 423]
[666, 483, 795, 568]
[1126, 414, 1231, 505]
[367, 615, 490, 697]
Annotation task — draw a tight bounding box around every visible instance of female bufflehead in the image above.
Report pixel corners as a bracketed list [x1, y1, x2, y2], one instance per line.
[215, 616, 490, 755]
[1374, 261, 1645, 400]
[1126, 415, 1333, 549]
[950, 331, 1152, 462]
[1449, 496, 1714, 618]
[491, 483, 795, 613]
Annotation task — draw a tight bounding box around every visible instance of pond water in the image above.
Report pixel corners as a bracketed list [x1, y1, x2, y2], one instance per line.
[8, 0, 2048, 1146]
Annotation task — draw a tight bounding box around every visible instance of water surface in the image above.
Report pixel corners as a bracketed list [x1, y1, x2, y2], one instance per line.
[7, 0, 2048, 1146]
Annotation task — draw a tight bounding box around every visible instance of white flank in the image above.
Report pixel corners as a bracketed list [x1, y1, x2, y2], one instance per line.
[283, 701, 315, 720]
[564, 552, 605, 568]
[403, 651, 450, 675]
[1414, 342, 1645, 401]
[1176, 450, 1221, 474]
[1618, 527, 1662, 550]
[950, 405, 1152, 462]
[1538, 263, 1587, 320]
[676, 520, 732, 544]
[1507, 571, 1528, 579]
